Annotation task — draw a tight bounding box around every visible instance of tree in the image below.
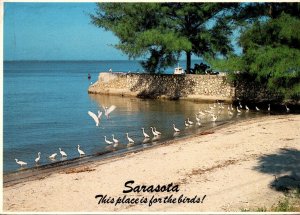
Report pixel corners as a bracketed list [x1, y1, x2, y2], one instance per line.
[90, 3, 238, 73]
[209, 3, 300, 101]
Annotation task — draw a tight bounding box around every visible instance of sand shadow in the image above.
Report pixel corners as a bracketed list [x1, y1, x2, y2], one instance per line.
[253, 148, 300, 192]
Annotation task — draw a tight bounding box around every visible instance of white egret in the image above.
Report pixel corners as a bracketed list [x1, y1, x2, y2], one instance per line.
[141, 128, 150, 138]
[150, 127, 158, 136]
[126, 133, 134, 143]
[237, 106, 241, 113]
[112, 134, 119, 147]
[187, 118, 193, 125]
[195, 114, 201, 123]
[88, 111, 100, 126]
[104, 136, 113, 145]
[231, 104, 234, 111]
[59, 148, 67, 157]
[103, 105, 116, 119]
[173, 124, 180, 132]
[255, 106, 260, 111]
[228, 110, 233, 116]
[97, 111, 103, 119]
[49, 153, 57, 160]
[78, 145, 85, 156]
[268, 104, 271, 112]
[211, 114, 218, 122]
[198, 111, 205, 116]
[239, 101, 242, 109]
[15, 159, 27, 167]
[285, 105, 290, 113]
[154, 127, 161, 135]
[184, 120, 189, 127]
[35, 152, 41, 163]
[245, 105, 250, 111]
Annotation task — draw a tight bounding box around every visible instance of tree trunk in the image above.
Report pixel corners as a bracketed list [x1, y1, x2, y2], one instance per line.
[186, 51, 191, 74]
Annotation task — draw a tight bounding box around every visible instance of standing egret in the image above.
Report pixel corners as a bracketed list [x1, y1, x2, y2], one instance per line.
[59, 148, 67, 157]
[239, 101, 242, 109]
[245, 105, 250, 111]
[88, 111, 100, 126]
[237, 106, 241, 113]
[187, 118, 193, 125]
[112, 134, 119, 147]
[173, 124, 180, 132]
[150, 127, 158, 136]
[141, 128, 150, 138]
[104, 136, 113, 145]
[255, 106, 260, 111]
[49, 153, 57, 160]
[15, 159, 27, 167]
[35, 152, 41, 163]
[103, 105, 116, 119]
[126, 133, 134, 143]
[231, 104, 234, 111]
[78, 145, 85, 156]
[285, 105, 290, 113]
[268, 104, 271, 112]
[184, 120, 189, 127]
[211, 114, 218, 122]
[154, 127, 161, 135]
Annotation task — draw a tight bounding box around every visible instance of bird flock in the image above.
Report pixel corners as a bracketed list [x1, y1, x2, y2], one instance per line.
[14, 102, 291, 169]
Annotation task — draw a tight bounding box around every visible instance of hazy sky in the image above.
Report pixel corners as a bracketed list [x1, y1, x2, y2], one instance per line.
[4, 2, 127, 61]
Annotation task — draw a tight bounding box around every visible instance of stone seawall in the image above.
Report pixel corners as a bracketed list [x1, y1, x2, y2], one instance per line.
[88, 72, 235, 102]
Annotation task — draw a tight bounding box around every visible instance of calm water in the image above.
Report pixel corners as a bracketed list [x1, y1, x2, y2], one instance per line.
[3, 60, 261, 174]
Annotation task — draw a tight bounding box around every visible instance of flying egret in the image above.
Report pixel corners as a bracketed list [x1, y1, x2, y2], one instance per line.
[173, 124, 180, 132]
[104, 136, 113, 145]
[187, 118, 193, 125]
[88, 111, 100, 126]
[255, 106, 260, 111]
[154, 127, 161, 135]
[141, 128, 150, 138]
[112, 134, 119, 147]
[126, 133, 134, 143]
[103, 105, 116, 119]
[49, 153, 57, 160]
[59, 148, 67, 157]
[97, 111, 103, 119]
[35, 152, 41, 163]
[78, 145, 85, 156]
[15, 159, 27, 167]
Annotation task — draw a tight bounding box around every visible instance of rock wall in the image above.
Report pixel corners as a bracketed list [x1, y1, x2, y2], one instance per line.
[88, 72, 235, 102]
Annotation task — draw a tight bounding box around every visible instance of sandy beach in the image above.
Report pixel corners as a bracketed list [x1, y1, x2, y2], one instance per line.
[3, 114, 300, 212]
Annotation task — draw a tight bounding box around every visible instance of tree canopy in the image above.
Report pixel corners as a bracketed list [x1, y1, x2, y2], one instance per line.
[90, 3, 238, 73]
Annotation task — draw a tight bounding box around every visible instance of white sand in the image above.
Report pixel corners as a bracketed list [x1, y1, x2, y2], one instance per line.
[3, 115, 300, 212]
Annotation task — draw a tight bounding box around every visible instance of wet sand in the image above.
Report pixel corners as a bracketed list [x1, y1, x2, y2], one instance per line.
[3, 114, 300, 212]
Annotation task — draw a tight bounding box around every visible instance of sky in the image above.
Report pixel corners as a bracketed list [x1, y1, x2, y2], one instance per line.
[4, 2, 127, 61]
[3, 2, 241, 61]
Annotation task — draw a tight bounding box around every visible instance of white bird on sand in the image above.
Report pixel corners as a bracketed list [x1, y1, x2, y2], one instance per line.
[187, 118, 193, 125]
[103, 105, 116, 119]
[126, 133, 134, 143]
[141, 128, 150, 138]
[231, 104, 234, 111]
[255, 106, 260, 111]
[285, 105, 290, 113]
[173, 124, 180, 132]
[59, 148, 67, 157]
[104, 136, 113, 145]
[239, 101, 242, 109]
[195, 114, 201, 123]
[35, 152, 41, 163]
[154, 127, 161, 135]
[237, 106, 241, 113]
[88, 111, 100, 126]
[49, 153, 57, 160]
[268, 104, 271, 112]
[112, 134, 119, 147]
[15, 159, 27, 167]
[198, 111, 205, 116]
[78, 145, 85, 156]
[150, 127, 158, 136]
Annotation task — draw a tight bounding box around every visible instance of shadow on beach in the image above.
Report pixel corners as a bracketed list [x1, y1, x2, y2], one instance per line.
[254, 148, 300, 192]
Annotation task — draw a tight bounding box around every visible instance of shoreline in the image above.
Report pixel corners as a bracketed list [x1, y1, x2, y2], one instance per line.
[3, 114, 300, 212]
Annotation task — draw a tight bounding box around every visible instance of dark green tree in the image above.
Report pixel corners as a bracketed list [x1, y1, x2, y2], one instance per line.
[209, 3, 300, 101]
[90, 3, 238, 73]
